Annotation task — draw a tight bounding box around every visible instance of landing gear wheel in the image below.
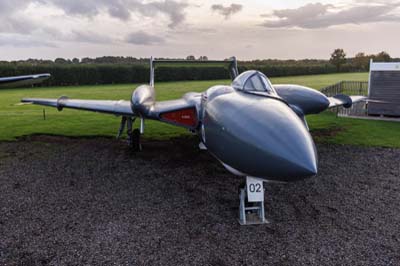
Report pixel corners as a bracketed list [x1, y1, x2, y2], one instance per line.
[130, 129, 142, 152]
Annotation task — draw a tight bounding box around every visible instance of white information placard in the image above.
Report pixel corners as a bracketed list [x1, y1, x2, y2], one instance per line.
[246, 176, 264, 202]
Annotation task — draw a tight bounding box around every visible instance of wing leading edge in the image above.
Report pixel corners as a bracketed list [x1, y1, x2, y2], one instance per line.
[0, 74, 51, 88]
[21, 92, 201, 130]
[21, 97, 134, 116]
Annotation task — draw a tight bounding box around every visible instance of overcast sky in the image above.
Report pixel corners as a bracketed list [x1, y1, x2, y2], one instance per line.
[0, 0, 399, 60]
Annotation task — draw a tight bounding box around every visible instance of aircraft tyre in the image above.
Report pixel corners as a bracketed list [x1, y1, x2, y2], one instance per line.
[128, 128, 142, 152]
[132, 129, 142, 152]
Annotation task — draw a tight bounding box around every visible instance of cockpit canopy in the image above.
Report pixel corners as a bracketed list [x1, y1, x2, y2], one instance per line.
[232, 70, 277, 95]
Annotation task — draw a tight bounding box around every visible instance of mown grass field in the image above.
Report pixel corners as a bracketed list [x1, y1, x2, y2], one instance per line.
[1, 72, 399, 147]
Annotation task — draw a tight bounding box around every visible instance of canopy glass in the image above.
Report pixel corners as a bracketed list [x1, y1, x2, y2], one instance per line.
[232, 70, 276, 95]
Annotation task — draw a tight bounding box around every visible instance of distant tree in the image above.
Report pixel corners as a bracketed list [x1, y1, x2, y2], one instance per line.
[72, 58, 80, 64]
[330, 49, 346, 72]
[374, 51, 391, 62]
[54, 58, 68, 64]
[81, 57, 93, 64]
[186, 55, 196, 60]
[353, 52, 370, 71]
[198, 56, 208, 61]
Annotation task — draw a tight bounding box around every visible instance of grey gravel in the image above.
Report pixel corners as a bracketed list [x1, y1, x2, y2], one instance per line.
[0, 135, 399, 266]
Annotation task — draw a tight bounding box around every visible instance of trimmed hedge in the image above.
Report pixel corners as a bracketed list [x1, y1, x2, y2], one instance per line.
[0, 62, 358, 87]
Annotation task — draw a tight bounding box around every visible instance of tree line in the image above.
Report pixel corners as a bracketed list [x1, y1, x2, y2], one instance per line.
[0, 63, 344, 87]
[329, 49, 393, 72]
[0, 50, 396, 87]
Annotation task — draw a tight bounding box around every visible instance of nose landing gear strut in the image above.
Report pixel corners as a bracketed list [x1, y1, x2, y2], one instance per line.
[238, 177, 269, 225]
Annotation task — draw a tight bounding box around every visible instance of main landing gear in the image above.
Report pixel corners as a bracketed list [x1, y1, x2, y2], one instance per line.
[117, 116, 143, 152]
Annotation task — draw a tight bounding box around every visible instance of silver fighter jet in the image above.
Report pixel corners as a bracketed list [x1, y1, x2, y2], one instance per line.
[22, 58, 365, 182]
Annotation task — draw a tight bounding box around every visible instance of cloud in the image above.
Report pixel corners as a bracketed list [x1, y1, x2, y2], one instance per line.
[0, 17, 37, 34]
[261, 2, 400, 29]
[0, 0, 30, 15]
[67, 30, 114, 44]
[125, 31, 165, 45]
[0, 0, 189, 36]
[0, 34, 57, 48]
[108, 4, 131, 21]
[211, 3, 243, 19]
[0, 0, 40, 34]
[40, 0, 189, 28]
[144, 1, 188, 28]
[0, 0, 188, 51]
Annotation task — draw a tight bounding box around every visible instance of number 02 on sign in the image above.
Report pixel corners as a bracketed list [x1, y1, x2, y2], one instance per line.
[246, 177, 264, 202]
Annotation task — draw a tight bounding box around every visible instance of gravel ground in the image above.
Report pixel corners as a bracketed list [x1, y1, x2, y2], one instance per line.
[0, 135, 399, 266]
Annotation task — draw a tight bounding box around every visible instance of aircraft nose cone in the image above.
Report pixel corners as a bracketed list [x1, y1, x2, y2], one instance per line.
[284, 142, 318, 178]
[204, 95, 318, 181]
[249, 103, 318, 180]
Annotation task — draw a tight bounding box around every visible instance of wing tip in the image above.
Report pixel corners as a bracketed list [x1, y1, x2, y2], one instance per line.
[21, 98, 33, 103]
[333, 94, 352, 108]
[31, 74, 51, 81]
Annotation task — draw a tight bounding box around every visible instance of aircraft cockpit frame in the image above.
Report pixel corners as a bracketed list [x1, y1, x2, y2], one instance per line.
[232, 70, 277, 96]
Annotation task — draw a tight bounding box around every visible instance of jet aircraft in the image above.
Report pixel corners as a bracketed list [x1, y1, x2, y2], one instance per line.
[22, 58, 365, 182]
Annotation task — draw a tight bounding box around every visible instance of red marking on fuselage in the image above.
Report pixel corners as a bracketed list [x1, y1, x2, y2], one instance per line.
[160, 108, 198, 127]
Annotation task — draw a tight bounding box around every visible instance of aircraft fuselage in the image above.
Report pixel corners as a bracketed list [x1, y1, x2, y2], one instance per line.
[199, 85, 318, 182]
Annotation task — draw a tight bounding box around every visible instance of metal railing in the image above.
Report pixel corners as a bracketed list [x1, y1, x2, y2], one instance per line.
[321, 81, 368, 96]
[321, 81, 369, 117]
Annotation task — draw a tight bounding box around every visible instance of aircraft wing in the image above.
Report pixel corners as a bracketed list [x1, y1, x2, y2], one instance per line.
[328, 94, 367, 109]
[21, 93, 200, 129]
[0, 74, 51, 88]
[21, 97, 134, 116]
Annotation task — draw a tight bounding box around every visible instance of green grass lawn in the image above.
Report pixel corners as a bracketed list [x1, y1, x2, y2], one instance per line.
[1, 72, 399, 147]
[270, 72, 369, 88]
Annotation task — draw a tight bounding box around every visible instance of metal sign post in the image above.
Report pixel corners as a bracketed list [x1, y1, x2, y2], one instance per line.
[239, 177, 268, 225]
